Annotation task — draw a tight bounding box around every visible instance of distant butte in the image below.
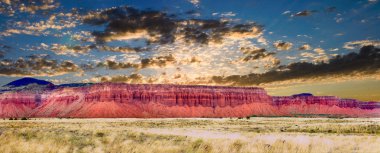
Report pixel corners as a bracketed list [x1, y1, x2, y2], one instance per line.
[0, 78, 379, 118]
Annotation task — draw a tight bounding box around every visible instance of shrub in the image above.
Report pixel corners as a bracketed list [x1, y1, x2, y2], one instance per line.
[230, 140, 244, 152]
[187, 139, 213, 153]
[95, 132, 105, 137]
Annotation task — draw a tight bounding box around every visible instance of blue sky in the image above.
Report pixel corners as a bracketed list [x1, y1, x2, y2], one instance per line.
[0, 0, 380, 101]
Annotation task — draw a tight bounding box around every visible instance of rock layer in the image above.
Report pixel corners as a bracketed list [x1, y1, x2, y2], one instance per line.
[0, 83, 379, 118]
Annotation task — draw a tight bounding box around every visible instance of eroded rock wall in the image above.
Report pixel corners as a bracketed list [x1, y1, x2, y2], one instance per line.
[0, 83, 379, 118]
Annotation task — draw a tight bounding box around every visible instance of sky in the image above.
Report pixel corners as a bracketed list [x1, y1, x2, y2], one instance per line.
[0, 0, 379, 101]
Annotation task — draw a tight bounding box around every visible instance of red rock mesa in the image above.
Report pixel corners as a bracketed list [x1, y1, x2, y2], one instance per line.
[0, 83, 379, 118]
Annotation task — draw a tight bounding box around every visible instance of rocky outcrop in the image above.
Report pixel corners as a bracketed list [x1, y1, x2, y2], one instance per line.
[32, 84, 274, 118]
[0, 91, 39, 117]
[272, 94, 380, 117]
[0, 83, 379, 118]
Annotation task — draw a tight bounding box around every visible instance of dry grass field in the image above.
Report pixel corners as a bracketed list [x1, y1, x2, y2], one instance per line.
[0, 117, 379, 153]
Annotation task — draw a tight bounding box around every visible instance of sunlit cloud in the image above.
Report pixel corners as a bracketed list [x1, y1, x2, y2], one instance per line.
[273, 41, 293, 51]
[298, 44, 312, 50]
[0, 54, 83, 77]
[343, 40, 380, 49]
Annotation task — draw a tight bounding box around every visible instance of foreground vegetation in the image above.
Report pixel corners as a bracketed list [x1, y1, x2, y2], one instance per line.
[0, 118, 379, 153]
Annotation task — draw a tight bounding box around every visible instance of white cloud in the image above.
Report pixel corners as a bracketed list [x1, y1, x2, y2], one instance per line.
[220, 12, 236, 17]
[329, 48, 339, 52]
[282, 11, 291, 15]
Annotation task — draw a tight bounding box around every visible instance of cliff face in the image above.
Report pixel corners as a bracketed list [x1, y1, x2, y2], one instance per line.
[0, 92, 39, 117]
[0, 83, 379, 118]
[272, 95, 380, 109]
[32, 84, 274, 118]
[272, 95, 380, 117]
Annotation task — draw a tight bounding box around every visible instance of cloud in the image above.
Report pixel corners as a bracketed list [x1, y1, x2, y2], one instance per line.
[329, 48, 339, 51]
[0, 0, 60, 16]
[273, 41, 293, 50]
[335, 17, 343, 23]
[343, 40, 380, 49]
[96, 60, 139, 70]
[368, 0, 378, 3]
[91, 74, 144, 83]
[50, 44, 94, 56]
[36, 43, 146, 56]
[0, 54, 83, 77]
[141, 54, 176, 68]
[284, 9, 322, 18]
[211, 45, 380, 85]
[239, 47, 276, 62]
[96, 54, 176, 70]
[97, 45, 146, 53]
[82, 6, 263, 45]
[282, 11, 291, 15]
[82, 6, 177, 44]
[188, 0, 200, 7]
[298, 44, 312, 50]
[292, 10, 317, 17]
[223, 24, 263, 40]
[300, 52, 315, 58]
[313, 48, 325, 55]
[1, 13, 79, 37]
[71, 31, 95, 42]
[24, 14, 77, 31]
[220, 12, 236, 17]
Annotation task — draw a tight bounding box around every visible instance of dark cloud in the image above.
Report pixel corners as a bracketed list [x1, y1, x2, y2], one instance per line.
[43, 43, 146, 55]
[83, 6, 263, 45]
[273, 41, 293, 50]
[140, 54, 176, 68]
[98, 74, 143, 83]
[298, 44, 312, 50]
[212, 45, 380, 85]
[96, 54, 176, 70]
[0, 54, 82, 76]
[240, 47, 275, 61]
[97, 45, 146, 53]
[83, 6, 177, 44]
[50, 44, 95, 55]
[97, 60, 139, 70]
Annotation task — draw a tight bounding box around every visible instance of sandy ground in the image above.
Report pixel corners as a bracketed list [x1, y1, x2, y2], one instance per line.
[0, 117, 379, 153]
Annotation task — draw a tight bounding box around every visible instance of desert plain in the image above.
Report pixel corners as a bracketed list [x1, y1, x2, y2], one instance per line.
[0, 117, 379, 153]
